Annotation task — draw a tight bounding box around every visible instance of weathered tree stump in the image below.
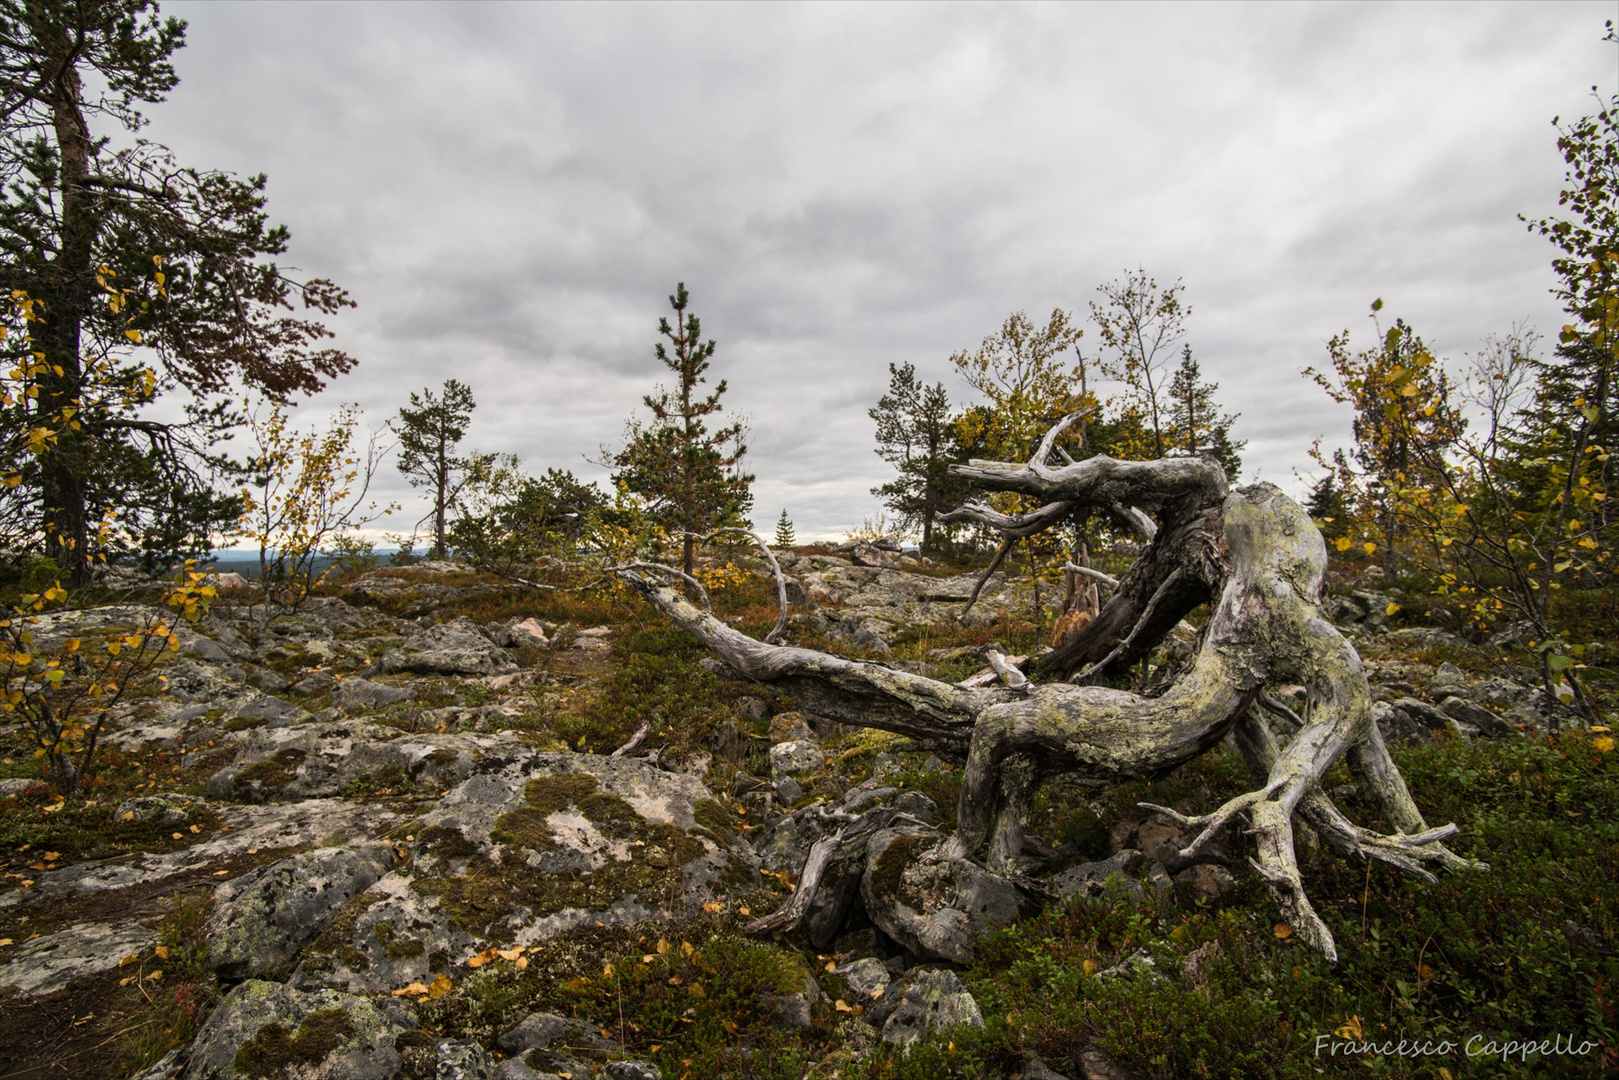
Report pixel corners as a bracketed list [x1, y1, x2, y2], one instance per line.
[614, 416, 1483, 959]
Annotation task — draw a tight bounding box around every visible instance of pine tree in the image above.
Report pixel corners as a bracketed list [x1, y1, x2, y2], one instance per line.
[0, 1, 356, 583]
[397, 379, 490, 559]
[869, 362, 966, 550]
[611, 283, 753, 574]
[774, 509, 795, 549]
[1166, 345, 1244, 479]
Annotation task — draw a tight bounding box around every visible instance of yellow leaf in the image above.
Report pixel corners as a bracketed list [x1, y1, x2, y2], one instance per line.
[1082, 959, 1097, 975]
[1362, 542, 1377, 555]
[118, 953, 140, 968]
[154, 945, 170, 960]
[124, 329, 142, 343]
[425, 973, 452, 999]
[1385, 603, 1401, 616]
[834, 999, 852, 1012]
[0, 939, 11, 947]
[1438, 1069, 1454, 1080]
[1335, 1014, 1363, 1039]
[1334, 537, 1353, 552]
[145, 970, 162, 981]
[1594, 737, 1614, 753]
[1273, 922, 1293, 939]
[515, 956, 528, 970]
[392, 982, 429, 997]
[40, 802, 64, 813]
[1417, 963, 1436, 981]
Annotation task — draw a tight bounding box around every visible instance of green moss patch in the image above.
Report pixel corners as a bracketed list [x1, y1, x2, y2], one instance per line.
[522, 772, 599, 813]
[232, 1007, 355, 1078]
[235, 748, 307, 792]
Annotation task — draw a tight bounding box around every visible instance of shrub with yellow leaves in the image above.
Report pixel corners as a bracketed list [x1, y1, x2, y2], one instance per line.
[1, 560, 215, 795]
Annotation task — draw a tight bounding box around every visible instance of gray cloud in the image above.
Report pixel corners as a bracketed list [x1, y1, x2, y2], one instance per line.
[139, 0, 1617, 539]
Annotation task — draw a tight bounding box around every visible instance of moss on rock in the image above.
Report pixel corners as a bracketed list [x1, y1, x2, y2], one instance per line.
[232, 1007, 356, 1078]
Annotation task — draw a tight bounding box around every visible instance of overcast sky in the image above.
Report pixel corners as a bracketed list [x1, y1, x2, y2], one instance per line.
[145, 1, 1616, 542]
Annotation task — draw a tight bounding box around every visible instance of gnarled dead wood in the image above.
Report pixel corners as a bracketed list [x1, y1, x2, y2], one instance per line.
[614, 416, 1482, 960]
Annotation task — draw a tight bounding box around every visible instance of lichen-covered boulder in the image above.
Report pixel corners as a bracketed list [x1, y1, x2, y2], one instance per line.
[204, 724, 511, 804]
[861, 828, 1036, 963]
[180, 980, 415, 1080]
[292, 753, 762, 994]
[333, 676, 412, 711]
[207, 844, 396, 981]
[377, 617, 518, 676]
[876, 968, 983, 1047]
[0, 921, 156, 997]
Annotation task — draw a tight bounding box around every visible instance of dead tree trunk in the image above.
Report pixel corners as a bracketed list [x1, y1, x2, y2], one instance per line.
[613, 415, 1482, 960]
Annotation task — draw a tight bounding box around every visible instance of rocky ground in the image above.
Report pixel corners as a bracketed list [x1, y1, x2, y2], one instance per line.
[0, 554, 1568, 1080]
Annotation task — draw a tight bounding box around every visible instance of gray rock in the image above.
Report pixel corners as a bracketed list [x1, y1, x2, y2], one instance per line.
[1076, 1047, 1139, 1080]
[769, 739, 824, 780]
[861, 828, 1035, 963]
[1487, 620, 1535, 648]
[754, 803, 829, 872]
[0, 777, 36, 796]
[770, 971, 828, 1034]
[775, 776, 804, 804]
[1022, 1057, 1074, 1080]
[1391, 697, 1470, 738]
[1438, 696, 1523, 739]
[113, 794, 200, 826]
[334, 677, 413, 711]
[431, 1039, 493, 1080]
[1053, 850, 1154, 901]
[182, 632, 235, 664]
[1430, 662, 1470, 700]
[834, 956, 892, 999]
[255, 668, 291, 693]
[207, 844, 394, 981]
[879, 968, 983, 1047]
[180, 979, 414, 1080]
[0, 921, 156, 997]
[850, 543, 903, 569]
[499, 617, 552, 649]
[496, 1012, 594, 1054]
[1475, 676, 1535, 709]
[290, 670, 337, 697]
[768, 712, 817, 741]
[2, 799, 403, 911]
[379, 617, 518, 677]
[129, 1048, 186, 1080]
[492, 1061, 551, 1080]
[304, 754, 763, 991]
[1386, 626, 1466, 650]
[602, 1063, 662, 1080]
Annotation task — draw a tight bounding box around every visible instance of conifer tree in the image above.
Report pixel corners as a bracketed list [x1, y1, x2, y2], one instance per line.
[1166, 345, 1244, 479]
[869, 362, 966, 550]
[397, 379, 489, 559]
[774, 509, 795, 549]
[611, 283, 753, 574]
[0, 1, 356, 583]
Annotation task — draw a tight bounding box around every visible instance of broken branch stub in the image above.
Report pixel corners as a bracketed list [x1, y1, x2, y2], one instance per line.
[613, 414, 1481, 959]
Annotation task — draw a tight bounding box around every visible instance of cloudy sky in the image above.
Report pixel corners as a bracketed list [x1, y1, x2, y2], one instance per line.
[144, 1, 1616, 542]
